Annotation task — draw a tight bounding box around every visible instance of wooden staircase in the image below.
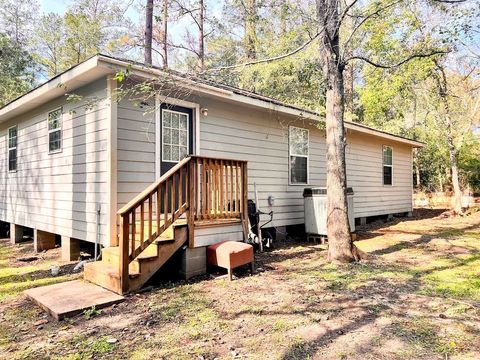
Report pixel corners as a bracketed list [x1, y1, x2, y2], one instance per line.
[84, 155, 249, 294]
[84, 221, 187, 294]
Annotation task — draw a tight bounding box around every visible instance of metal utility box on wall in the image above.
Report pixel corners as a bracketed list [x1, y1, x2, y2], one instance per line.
[303, 187, 355, 236]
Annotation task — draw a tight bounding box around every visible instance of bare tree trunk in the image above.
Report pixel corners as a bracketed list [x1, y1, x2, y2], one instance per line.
[438, 171, 443, 193]
[415, 161, 421, 189]
[198, 0, 205, 72]
[449, 146, 463, 213]
[145, 0, 154, 65]
[413, 149, 420, 189]
[444, 103, 463, 213]
[344, 64, 354, 114]
[343, 3, 354, 115]
[162, 0, 168, 67]
[317, 0, 362, 263]
[280, 0, 288, 36]
[435, 62, 462, 213]
[245, 0, 257, 61]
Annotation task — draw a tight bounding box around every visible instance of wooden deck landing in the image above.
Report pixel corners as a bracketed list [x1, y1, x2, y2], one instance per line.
[24, 280, 124, 320]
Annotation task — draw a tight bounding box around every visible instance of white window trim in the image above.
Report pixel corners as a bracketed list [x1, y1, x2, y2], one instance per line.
[382, 145, 393, 186]
[7, 125, 17, 173]
[161, 108, 190, 163]
[288, 126, 309, 186]
[155, 96, 200, 179]
[48, 107, 63, 154]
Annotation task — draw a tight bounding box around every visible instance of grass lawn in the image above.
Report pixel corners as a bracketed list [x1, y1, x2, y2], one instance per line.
[0, 208, 479, 359]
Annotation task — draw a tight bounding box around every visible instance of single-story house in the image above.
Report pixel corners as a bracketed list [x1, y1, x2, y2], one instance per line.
[0, 55, 422, 294]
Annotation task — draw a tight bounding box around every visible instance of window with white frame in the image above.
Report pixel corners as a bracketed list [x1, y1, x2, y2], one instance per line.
[383, 146, 393, 185]
[8, 126, 17, 172]
[162, 109, 189, 162]
[289, 126, 309, 184]
[48, 108, 62, 153]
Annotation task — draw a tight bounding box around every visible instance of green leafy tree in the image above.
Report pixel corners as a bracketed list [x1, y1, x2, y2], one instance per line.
[458, 135, 480, 192]
[205, 0, 324, 110]
[35, 0, 133, 76]
[0, 0, 38, 46]
[36, 13, 65, 77]
[0, 33, 36, 106]
[356, 0, 480, 209]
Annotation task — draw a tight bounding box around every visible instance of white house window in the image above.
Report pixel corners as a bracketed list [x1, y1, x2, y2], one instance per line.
[289, 126, 309, 184]
[48, 108, 62, 153]
[8, 126, 17, 172]
[383, 146, 393, 185]
[162, 109, 189, 162]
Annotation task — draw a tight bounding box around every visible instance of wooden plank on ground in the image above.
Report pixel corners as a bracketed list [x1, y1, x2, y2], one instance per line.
[24, 280, 124, 320]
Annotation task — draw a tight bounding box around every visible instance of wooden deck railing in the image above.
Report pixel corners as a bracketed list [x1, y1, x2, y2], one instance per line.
[116, 155, 247, 292]
[191, 156, 248, 221]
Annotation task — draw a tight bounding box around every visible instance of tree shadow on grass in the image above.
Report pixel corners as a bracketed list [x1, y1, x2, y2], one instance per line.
[357, 208, 449, 240]
[256, 245, 324, 265]
[281, 312, 379, 360]
[0, 263, 77, 287]
[369, 234, 434, 256]
[368, 221, 480, 256]
[277, 247, 480, 359]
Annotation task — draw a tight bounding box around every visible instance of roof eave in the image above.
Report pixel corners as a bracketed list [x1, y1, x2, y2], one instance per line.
[0, 54, 424, 148]
[97, 56, 423, 147]
[0, 56, 113, 123]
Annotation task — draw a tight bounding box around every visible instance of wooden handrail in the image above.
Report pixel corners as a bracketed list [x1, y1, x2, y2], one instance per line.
[117, 155, 248, 293]
[117, 156, 191, 216]
[189, 154, 249, 163]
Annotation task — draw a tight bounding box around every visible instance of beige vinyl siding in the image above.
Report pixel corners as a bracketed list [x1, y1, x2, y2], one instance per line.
[199, 99, 413, 226]
[116, 98, 156, 209]
[0, 78, 109, 244]
[199, 100, 324, 227]
[194, 224, 244, 248]
[346, 132, 413, 216]
[113, 94, 413, 229]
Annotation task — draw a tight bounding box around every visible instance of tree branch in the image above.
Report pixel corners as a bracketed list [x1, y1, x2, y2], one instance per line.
[432, 0, 467, 3]
[168, 41, 200, 57]
[203, 32, 322, 73]
[342, 0, 403, 51]
[345, 50, 448, 68]
[338, 0, 360, 30]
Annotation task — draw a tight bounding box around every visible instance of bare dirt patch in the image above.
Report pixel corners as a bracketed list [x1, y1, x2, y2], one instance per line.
[1, 209, 479, 359]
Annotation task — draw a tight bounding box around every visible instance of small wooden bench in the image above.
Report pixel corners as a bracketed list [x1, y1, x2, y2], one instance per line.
[207, 241, 254, 281]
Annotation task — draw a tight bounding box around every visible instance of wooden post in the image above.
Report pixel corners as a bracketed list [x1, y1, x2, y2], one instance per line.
[156, 188, 161, 234]
[163, 181, 168, 227]
[188, 159, 195, 248]
[10, 223, 25, 244]
[179, 166, 184, 206]
[119, 214, 130, 294]
[242, 162, 249, 242]
[140, 202, 145, 250]
[131, 210, 136, 258]
[236, 162, 241, 214]
[201, 159, 207, 220]
[229, 160, 235, 217]
[171, 175, 176, 220]
[242, 162, 248, 221]
[61, 236, 81, 262]
[220, 160, 224, 217]
[148, 193, 153, 242]
[212, 159, 216, 217]
[34, 229, 56, 252]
